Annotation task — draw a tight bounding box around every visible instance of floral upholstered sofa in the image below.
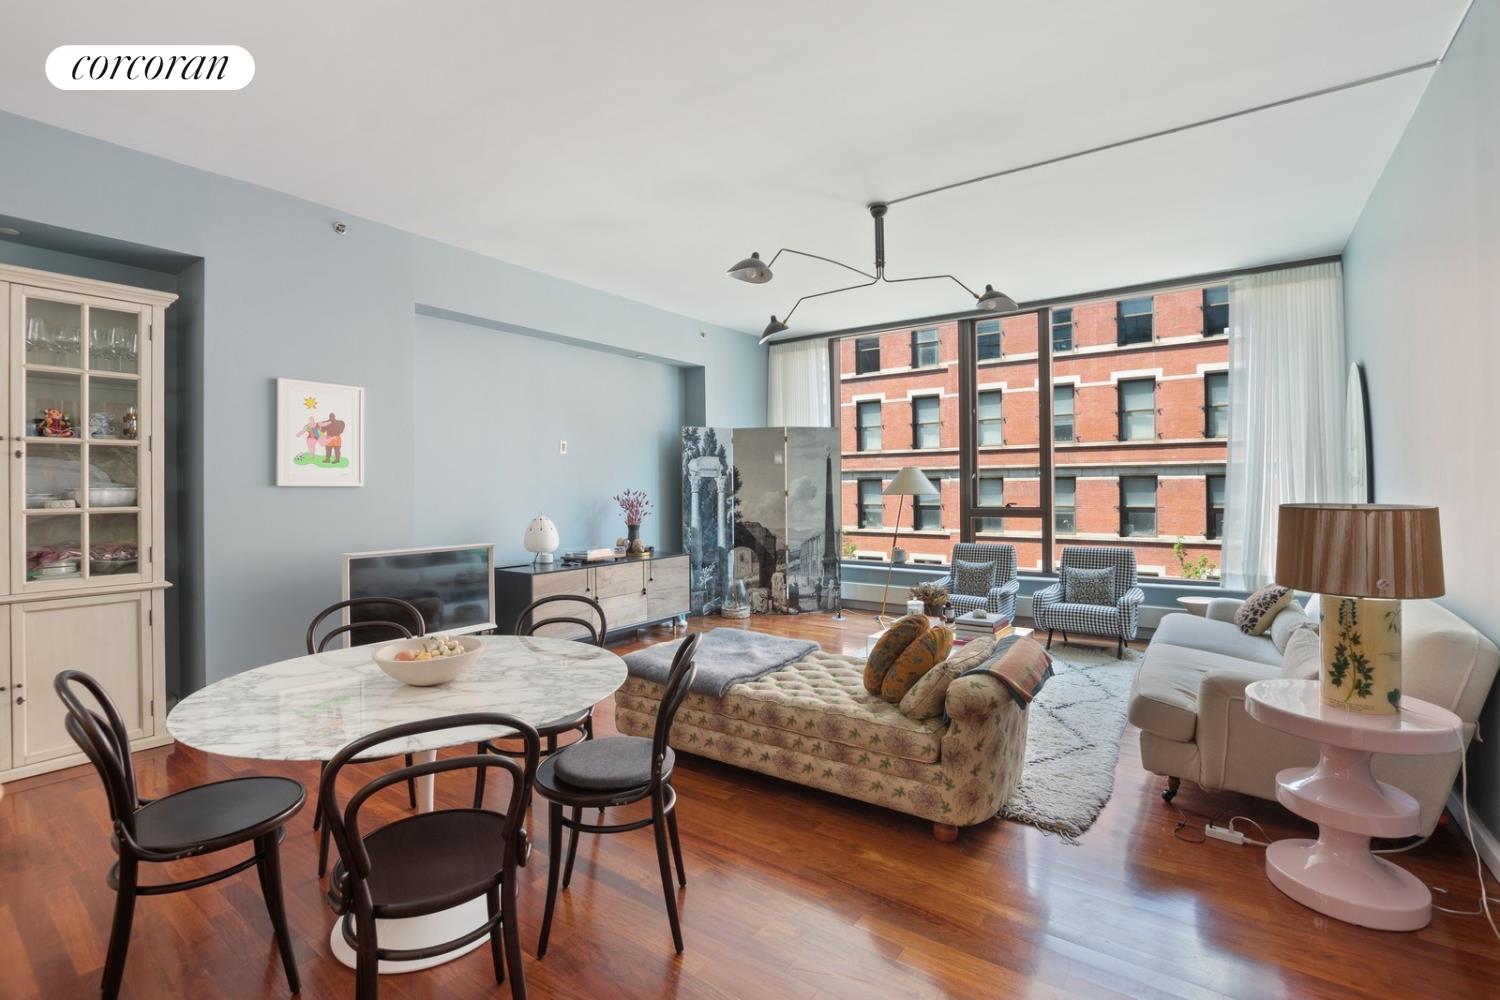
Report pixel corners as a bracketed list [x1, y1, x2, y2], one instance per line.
[614, 647, 1027, 840]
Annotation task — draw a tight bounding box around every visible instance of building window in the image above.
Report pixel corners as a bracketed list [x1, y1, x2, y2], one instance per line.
[975, 319, 1001, 361]
[858, 479, 884, 528]
[1207, 474, 1226, 539]
[855, 336, 881, 374]
[1120, 475, 1157, 537]
[911, 327, 940, 368]
[1052, 307, 1073, 352]
[1117, 296, 1154, 345]
[856, 399, 882, 451]
[1118, 378, 1156, 441]
[1203, 285, 1229, 336]
[912, 395, 941, 449]
[1204, 371, 1229, 438]
[1055, 476, 1076, 533]
[914, 488, 942, 531]
[977, 390, 1003, 446]
[976, 475, 1003, 533]
[1054, 384, 1076, 442]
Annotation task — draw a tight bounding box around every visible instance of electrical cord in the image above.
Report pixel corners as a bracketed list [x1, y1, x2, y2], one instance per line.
[1455, 750, 1500, 941]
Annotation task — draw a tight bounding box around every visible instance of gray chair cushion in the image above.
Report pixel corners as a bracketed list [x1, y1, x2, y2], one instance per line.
[552, 735, 670, 791]
[1062, 566, 1113, 606]
[952, 558, 996, 597]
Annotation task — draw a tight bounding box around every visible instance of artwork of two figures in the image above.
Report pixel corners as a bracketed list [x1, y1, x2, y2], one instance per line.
[681, 426, 841, 616]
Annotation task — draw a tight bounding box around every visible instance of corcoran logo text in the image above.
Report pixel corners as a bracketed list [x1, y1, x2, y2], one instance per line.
[46, 45, 254, 91]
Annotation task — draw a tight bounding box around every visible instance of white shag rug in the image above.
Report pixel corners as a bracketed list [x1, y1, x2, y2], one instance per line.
[999, 642, 1140, 840]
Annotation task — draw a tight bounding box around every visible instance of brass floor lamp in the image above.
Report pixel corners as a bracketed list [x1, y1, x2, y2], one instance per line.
[878, 467, 939, 624]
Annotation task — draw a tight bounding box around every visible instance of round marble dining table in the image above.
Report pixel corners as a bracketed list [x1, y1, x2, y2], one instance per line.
[167, 634, 628, 975]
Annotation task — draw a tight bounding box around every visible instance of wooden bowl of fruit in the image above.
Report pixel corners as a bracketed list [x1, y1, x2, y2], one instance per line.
[372, 634, 483, 686]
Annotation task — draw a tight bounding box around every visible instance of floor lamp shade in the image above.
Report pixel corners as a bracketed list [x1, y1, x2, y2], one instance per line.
[1274, 504, 1443, 715]
[878, 467, 938, 619]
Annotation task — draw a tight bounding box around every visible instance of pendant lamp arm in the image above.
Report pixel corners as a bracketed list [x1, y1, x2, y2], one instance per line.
[765, 247, 877, 282]
[780, 276, 882, 325]
[880, 271, 982, 300]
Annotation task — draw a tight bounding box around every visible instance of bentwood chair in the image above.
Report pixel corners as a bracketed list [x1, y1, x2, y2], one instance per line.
[472, 595, 607, 808]
[322, 714, 540, 1000]
[55, 670, 304, 999]
[307, 597, 425, 876]
[536, 632, 699, 955]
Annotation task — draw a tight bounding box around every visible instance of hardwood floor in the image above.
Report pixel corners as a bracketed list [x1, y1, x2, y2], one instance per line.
[1, 611, 1496, 999]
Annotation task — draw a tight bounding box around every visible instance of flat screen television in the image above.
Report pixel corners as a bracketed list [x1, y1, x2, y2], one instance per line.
[341, 544, 496, 641]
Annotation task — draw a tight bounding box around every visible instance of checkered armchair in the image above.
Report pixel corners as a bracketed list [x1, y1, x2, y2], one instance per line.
[930, 543, 1019, 620]
[1032, 546, 1144, 657]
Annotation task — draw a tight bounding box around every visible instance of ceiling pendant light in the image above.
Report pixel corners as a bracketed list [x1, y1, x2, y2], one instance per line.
[732, 202, 1012, 344]
[727, 251, 773, 283]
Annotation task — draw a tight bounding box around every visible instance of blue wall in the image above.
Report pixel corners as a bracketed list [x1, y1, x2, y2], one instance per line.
[0, 109, 765, 687]
[1344, 3, 1500, 836]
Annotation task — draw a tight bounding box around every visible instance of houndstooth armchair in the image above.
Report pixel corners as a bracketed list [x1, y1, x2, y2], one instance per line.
[1032, 546, 1145, 657]
[931, 543, 1019, 620]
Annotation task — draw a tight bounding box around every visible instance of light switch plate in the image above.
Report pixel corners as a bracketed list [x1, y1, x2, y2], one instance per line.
[559, 440, 568, 455]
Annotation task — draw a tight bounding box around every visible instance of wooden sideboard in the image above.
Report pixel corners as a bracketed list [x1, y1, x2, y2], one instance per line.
[495, 553, 689, 640]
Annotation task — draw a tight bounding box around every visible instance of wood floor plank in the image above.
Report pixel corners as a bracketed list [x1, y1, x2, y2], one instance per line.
[1, 610, 1496, 999]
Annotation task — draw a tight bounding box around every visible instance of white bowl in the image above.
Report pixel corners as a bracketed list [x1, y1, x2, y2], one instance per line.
[68, 486, 138, 507]
[371, 636, 483, 686]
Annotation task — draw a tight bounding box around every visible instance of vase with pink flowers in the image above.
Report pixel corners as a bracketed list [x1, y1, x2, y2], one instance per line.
[613, 489, 652, 553]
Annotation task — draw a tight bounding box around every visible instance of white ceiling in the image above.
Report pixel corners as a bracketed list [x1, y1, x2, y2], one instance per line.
[0, 1, 1469, 336]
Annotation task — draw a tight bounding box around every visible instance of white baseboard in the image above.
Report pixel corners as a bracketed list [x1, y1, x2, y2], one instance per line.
[1446, 789, 1500, 883]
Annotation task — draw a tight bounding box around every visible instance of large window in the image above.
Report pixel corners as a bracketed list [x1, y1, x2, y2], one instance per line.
[1120, 476, 1157, 537]
[1054, 385, 1076, 442]
[977, 390, 1003, 446]
[975, 319, 1001, 361]
[911, 327, 940, 368]
[1118, 296, 1154, 345]
[1055, 476, 1076, 533]
[1203, 286, 1229, 336]
[858, 479, 884, 528]
[976, 475, 1003, 533]
[912, 395, 941, 449]
[1204, 371, 1229, 438]
[1207, 474, 1226, 539]
[1052, 307, 1073, 352]
[1118, 378, 1156, 441]
[834, 278, 1235, 578]
[914, 488, 943, 531]
[856, 399, 882, 451]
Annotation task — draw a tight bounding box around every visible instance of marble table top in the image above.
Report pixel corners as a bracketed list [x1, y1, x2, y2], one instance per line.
[167, 636, 627, 761]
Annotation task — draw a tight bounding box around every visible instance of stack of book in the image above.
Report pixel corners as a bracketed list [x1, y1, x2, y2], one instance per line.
[952, 610, 1013, 645]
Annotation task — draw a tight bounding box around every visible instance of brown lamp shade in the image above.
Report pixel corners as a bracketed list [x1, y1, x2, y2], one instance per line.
[1274, 503, 1444, 599]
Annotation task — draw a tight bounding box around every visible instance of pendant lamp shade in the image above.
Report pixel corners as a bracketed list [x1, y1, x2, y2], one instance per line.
[884, 466, 939, 497]
[976, 284, 1018, 312]
[759, 315, 789, 344]
[728, 252, 773, 283]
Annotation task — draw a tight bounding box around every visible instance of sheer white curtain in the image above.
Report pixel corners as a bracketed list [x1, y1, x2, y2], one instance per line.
[1222, 261, 1353, 589]
[767, 339, 832, 426]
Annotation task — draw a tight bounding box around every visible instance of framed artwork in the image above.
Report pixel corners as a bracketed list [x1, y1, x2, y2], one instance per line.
[276, 378, 365, 486]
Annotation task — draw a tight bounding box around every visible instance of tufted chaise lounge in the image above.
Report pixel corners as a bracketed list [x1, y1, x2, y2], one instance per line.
[615, 647, 1028, 841]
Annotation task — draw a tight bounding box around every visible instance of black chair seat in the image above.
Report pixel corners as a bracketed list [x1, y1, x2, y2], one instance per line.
[537, 707, 591, 736]
[544, 736, 672, 792]
[362, 810, 509, 915]
[134, 777, 305, 854]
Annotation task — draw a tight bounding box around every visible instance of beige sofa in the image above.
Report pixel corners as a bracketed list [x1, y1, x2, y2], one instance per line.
[615, 648, 1027, 840]
[1128, 597, 1498, 835]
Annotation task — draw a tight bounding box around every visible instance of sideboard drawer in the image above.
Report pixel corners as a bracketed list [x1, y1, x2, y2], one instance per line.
[532, 567, 591, 600]
[594, 561, 645, 600]
[599, 592, 648, 630]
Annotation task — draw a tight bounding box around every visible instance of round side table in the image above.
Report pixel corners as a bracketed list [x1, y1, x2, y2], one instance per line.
[1244, 678, 1462, 931]
[1176, 595, 1214, 617]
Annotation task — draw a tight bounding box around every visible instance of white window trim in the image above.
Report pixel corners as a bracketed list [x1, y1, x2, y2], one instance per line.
[1109, 367, 1165, 385]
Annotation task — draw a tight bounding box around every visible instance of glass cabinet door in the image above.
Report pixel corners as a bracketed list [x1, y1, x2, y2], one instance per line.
[15, 288, 149, 591]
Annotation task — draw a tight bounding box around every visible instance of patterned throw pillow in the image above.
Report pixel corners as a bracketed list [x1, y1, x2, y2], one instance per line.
[952, 558, 997, 597]
[881, 626, 955, 703]
[1062, 566, 1114, 606]
[863, 613, 929, 695]
[899, 635, 997, 719]
[1236, 585, 1292, 635]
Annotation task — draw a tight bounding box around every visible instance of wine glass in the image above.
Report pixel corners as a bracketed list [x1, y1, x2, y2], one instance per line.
[56, 325, 81, 368]
[26, 317, 47, 364]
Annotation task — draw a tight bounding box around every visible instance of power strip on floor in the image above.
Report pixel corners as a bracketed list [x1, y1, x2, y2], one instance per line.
[1205, 824, 1248, 846]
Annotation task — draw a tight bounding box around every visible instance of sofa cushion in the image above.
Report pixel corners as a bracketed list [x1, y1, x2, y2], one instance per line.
[899, 635, 996, 720]
[1235, 584, 1292, 635]
[864, 613, 928, 695]
[1063, 565, 1114, 606]
[1128, 643, 1280, 742]
[881, 626, 954, 703]
[1151, 613, 1282, 668]
[1280, 624, 1321, 680]
[1269, 602, 1310, 654]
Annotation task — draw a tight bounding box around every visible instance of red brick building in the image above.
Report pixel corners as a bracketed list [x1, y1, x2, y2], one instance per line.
[837, 284, 1229, 579]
